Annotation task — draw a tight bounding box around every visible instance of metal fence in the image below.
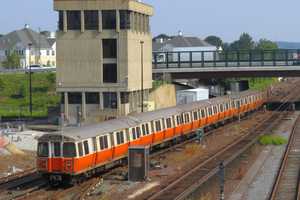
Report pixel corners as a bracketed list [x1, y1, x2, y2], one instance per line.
[153, 49, 300, 68]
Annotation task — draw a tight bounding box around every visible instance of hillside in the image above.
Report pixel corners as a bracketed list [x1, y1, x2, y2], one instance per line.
[0, 72, 60, 117]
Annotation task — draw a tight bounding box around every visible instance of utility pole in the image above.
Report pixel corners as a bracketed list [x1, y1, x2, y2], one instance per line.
[28, 43, 33, 116]
[140, 41, 144, 113]
[38, 27, 41, 66]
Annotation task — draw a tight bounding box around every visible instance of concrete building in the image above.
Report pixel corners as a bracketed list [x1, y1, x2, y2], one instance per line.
[0, 25, 56, 68]
[54, 0, 154, 123]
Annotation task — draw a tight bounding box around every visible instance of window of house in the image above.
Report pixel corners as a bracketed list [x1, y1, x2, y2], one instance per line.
[120, 10, 131, 29]
[103, 39, 117, 59]
[99, 135, 109, 150]
[67, 10, 81, 30]
[77, 142, 83, 157]
[103, 63, 117, 83]
[166, 118, 172, 129]
[46, 50, 50, 56]
[102, 10, 116, 29]
[68, 92, 82, 104]
[58, 11, 64, 31]
[83, 141, 89, 155]
[103, 92, 117, 109]
[116, 131, 124, 145]
[155, 120, 161, 132]
[85, 10, 99, 30]
[86, 92, 100, 104]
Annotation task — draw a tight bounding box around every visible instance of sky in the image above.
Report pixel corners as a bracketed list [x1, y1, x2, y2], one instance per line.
[1, 0, 300, 42]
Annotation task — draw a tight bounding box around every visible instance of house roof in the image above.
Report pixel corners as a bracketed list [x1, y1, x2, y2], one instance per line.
[153, 35, 213, 51]
[0, 28, 53, 50]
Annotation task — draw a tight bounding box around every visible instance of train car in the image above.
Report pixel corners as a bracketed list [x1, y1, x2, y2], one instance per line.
[37, 90, 266, 185]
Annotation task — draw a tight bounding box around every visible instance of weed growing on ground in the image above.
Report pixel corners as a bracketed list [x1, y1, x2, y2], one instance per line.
[259, 135, 288, 145]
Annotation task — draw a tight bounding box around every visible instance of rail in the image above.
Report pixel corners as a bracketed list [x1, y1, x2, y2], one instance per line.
[269, 115, 300, 200]
[146, 82, 299, 200]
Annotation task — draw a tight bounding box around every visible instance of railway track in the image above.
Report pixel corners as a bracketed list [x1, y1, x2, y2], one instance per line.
[269, 115, 300, 200]
[144, 86, 300, 200]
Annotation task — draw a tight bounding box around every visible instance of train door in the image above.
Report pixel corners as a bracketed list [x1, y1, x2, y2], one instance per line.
[92, 137, 98, 168]
[49, 141, 62, 172]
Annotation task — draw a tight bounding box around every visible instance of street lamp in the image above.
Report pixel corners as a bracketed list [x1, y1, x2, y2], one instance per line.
[28, 43, 33, 116]
[140, 41, 144, 113]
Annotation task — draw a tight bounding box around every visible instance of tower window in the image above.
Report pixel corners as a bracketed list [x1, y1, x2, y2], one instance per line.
[67, 11, 81, 30]
[103, 39, 117, 58]
[103, 92, 118, 109]
[102, 10, 116, 29]
[85, 10, 99, 30]
[120, 10, 131, 29]
[103, 64, 117, 83]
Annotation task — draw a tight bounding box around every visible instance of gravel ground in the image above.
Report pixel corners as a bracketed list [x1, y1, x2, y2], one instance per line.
[228, 113, 298, 200]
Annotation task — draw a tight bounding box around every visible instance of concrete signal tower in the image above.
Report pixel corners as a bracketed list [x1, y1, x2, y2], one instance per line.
[54, 0, 153, 122]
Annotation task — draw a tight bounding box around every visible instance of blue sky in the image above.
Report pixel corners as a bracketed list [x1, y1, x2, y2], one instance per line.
[1, 0, 300, 42]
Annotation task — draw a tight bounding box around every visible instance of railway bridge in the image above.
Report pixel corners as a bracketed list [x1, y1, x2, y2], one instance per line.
[152, 49, 300, 79]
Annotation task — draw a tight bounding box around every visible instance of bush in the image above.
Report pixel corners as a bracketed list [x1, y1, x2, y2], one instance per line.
[259, 135, 288, 145]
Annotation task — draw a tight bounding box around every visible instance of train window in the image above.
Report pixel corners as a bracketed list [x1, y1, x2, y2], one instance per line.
[166, 118, 172, 128]
[38, 142, 49, 157]
[63, 142, 76, 158]
[51, 142, 61, 157]
[116, 131, 125, 145]
[219, 104, 223, 112]
[83, 141, 89, 155]
[132, 128, 137, 140]
[155, 120, 161, 132]
[146, 123, 150, 134]
[136, 127, 141, 138]
[150, 122, 154, 133]
[201, 109, 206, 118]
[99, 136, 109, 150]
[213, 106, 218, 114]
[184, 113, 190, 123]
[208, 108, 213, 116]
[161, 119, 165, 130]
[77, 142, 83, 156]
[92, 137, 97, 152]
[176, 116, 181, 125]
[193, 111, 198, 120]
[142, 124, 146, 135]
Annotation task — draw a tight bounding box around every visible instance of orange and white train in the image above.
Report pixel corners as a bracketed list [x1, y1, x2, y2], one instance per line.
[37, 90, 266, 184]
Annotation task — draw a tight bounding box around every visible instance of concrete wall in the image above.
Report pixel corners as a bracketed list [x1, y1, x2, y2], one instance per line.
[149, 84, 176, 110]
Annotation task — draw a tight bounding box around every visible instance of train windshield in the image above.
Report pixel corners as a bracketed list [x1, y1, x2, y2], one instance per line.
[63, 142, 76, 158]
[37, 142, 49, 157]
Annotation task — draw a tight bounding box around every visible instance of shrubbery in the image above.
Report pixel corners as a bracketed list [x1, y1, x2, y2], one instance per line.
[259, 135, 288, 145]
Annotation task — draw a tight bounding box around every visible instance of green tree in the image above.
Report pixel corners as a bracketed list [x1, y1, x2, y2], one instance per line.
[2, 51, 21, 69]
[230, 33, 255, 50]
[205, 35, 223, 48]
[256, 39, 278, 50]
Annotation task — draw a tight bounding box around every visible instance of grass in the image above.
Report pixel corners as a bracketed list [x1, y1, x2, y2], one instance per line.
[259, 135, 288, 145]
[248, 78, 278, 91]
[0, 72, 60, 117]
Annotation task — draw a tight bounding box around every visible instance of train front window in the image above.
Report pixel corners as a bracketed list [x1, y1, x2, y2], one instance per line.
[38, 142, 49, 157]
[63, 143, 76, 158]
[51, 142, 61, 157]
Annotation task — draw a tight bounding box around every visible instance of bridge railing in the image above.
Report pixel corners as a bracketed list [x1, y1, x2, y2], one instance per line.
[152, 49, 300, 69]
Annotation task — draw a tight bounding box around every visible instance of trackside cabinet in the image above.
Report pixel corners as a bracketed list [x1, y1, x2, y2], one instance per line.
[128, 146, 150, 182]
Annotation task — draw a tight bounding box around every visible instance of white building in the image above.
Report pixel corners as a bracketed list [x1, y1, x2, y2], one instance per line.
[0, 25, 56, 68]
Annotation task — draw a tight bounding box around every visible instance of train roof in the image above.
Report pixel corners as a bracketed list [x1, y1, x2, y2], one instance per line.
[42, 90, 262, 141]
